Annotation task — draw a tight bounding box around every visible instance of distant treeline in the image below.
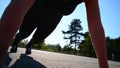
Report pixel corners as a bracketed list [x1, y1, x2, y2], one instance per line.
[10, 35, 120, 62]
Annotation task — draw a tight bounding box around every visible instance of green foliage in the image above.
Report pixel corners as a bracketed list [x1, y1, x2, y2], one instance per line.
[113, 37, 120, 51]
[79, 32, 96, 58]
[19, 41, 26, 48]
[107, 37, 120, 51]
[106, 37, 120, 61]
[62, 45, 74, 54]
[32, 40, 47, 50]
[46, 44, 62, 52]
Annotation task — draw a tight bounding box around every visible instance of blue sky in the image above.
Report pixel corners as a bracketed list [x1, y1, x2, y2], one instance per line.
[0, 0, 120, 47]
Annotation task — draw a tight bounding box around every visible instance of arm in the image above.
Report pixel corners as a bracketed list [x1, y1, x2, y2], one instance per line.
[83, 0, 109, 68]
[0, 0, 35, 67]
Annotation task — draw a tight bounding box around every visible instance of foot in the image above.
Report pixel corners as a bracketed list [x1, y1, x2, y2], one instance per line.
[10, 45, 17, 53]
[25, 47, 31, 54]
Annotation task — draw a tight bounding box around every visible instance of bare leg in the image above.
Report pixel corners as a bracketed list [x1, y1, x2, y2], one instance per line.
[0, 0, 35, 67]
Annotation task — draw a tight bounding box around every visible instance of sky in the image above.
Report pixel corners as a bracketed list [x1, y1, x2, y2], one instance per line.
[0, 0, 120, 47]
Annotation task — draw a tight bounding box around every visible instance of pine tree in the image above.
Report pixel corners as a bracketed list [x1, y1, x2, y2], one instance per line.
[62, 19, 84, 55]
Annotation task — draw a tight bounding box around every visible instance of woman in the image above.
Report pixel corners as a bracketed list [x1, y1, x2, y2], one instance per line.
[0, 0, 109, 68]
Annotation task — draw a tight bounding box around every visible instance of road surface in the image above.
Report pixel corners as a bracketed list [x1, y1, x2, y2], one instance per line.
[4, 47, 120, 68]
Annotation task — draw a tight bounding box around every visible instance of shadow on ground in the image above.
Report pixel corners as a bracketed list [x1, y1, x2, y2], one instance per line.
[4, 52, 46, 68]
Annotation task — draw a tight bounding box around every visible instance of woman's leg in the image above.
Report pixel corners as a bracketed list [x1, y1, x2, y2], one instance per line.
[0, 0, 35, 67]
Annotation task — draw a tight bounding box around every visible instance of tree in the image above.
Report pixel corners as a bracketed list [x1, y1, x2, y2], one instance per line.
[106, 36, 120, 61]
[62, 19, 84, 55]
[62, 45, 74, 54]
[47, 44, 62, 52]
[112, 37, 120, 61]
[79, 32, 96, 57]
[32, 40, 47, 50]
[106, 37, 113, 60]
[56, 44, 62, 52]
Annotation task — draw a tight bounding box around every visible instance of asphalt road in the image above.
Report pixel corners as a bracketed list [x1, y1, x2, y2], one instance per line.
[4, 47, 120, 68]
